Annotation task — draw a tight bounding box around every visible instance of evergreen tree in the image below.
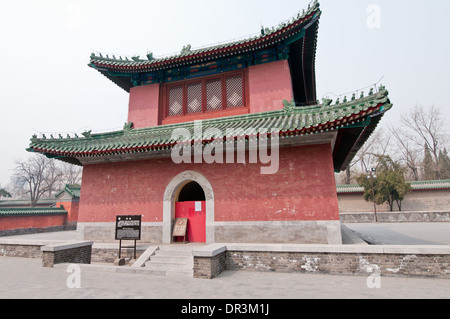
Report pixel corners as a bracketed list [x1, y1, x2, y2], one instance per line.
[422, 145, 436, 180]
[0, 188, 12, 199]
[357, 155, 412, 212]
[439, 148, 450, 179]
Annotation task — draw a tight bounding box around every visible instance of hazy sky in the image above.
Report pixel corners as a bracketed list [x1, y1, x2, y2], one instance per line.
[1, 0, 449, 187]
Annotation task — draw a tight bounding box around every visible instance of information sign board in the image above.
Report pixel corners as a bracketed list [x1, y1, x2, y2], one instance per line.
[115, 215, 142, 241]
[172, 218, 188, 237]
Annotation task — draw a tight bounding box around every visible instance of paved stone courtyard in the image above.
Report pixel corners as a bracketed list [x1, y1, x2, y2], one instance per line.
[0, 256, 449, 299]
[0, 223, 449, 301]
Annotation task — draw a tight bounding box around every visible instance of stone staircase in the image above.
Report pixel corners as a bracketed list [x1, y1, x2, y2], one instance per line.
[143, 245, 198, 278]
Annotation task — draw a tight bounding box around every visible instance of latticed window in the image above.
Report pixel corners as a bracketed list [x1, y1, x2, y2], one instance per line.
[226, 75, 244, 108]
[187, 82, 203, 114]
[206, 79, 223, 111]
[168, 85, 184, 116]
[166, 71, 245, 117]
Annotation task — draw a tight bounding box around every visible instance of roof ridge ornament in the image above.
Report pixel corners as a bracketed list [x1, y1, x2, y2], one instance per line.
[123, 122, 134, 133]
[82, 130, 92, 139]
[283, 99, 296, 115]
[322, 97, 333, 106]
[181, 44, 192, 56]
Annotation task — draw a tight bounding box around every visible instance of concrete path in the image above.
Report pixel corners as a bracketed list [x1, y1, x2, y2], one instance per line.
[0, 256, 448, 299]
[4, 222, 450, 246]
[344, 222, 450, 245]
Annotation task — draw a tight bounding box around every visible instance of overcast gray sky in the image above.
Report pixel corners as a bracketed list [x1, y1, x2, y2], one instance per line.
[1, 0, 449, 187]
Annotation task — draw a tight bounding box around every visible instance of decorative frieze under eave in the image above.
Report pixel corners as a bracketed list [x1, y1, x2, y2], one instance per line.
[69, 131, 338, 166]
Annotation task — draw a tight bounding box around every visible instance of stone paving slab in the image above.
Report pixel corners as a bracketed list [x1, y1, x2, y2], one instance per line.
[345, 222, 450, 245]
[0, 256, 448, 299]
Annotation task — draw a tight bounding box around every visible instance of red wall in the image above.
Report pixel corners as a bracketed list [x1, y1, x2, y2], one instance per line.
[78, 144, 339, 223]
[248, 60, 293, 113]
[56, 200, 79, 223]
[127, 60, 294, 129]
[0, 215, 67, 231]
[128, 83, 160, 129]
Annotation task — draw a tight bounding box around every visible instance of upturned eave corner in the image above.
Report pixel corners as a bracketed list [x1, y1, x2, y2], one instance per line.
[87, 0, 322, 93]
[26, 84, 392, 169]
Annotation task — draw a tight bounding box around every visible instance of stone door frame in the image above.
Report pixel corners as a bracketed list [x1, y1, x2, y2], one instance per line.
[163, 171, 215, 244]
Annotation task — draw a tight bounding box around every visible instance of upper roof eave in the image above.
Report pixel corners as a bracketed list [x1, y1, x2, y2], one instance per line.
[88, 1, 321, 75]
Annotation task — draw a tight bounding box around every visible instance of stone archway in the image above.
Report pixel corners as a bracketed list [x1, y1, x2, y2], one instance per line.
[162, 171, 215, 244]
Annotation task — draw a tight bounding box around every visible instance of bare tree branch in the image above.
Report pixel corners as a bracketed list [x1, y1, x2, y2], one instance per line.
[400, 105, 449, 180]
[12, 155, 64, 207]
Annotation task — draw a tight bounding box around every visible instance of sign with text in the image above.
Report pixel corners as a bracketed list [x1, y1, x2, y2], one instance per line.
[115, 215, 142, 241]
[172, 218, 188, 237]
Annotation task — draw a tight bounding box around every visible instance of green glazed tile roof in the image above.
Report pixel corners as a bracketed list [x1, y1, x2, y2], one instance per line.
[28, 88, 392, 169]
[337, 180, 450, 194]
[89, 1, 321, 75]
[55, 184, 81, 199]
[0, 207, 67, 217]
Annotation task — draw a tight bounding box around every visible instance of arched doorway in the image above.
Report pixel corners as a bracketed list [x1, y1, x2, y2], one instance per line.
[177, 181, 206, 202]
[175, 181, 206, 243]
[162, 171, 215, 244]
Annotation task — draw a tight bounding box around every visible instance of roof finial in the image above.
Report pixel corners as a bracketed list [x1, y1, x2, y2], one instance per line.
[181, 44, 191, 55]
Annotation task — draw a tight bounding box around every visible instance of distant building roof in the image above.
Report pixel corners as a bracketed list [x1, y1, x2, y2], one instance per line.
[0, 207, 67, 217]
[0, 184, 80, 209]
[337, 180, 450, 194]
[55, 184, 81, 200]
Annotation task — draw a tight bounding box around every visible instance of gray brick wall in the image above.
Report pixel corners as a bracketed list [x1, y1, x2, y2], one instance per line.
[225, 251, 450, 279]
[41, 242, 93, 268]
[193, 245, 450, 279]
[194, 252, 226, 279]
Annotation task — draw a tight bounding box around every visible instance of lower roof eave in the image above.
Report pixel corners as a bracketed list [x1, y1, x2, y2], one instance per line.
[74, 131, 338, 166]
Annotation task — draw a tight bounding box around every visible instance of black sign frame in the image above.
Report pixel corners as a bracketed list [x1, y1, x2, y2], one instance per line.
[115, 215, 142, 241]
[115, 215, 142, 259]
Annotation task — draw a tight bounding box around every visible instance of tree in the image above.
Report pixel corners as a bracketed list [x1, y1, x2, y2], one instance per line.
[10, 155, 82, 205]
[338, 128, 392, 184]
[390, 126, 421, 181]
[400, 105, 448, 180]
[61, 162, 83, 185]
[0, 188, 12, 199]
[11, 154, 63, 207]
[423, 144, 436, 181]
[357, 155, 412, 212]
[439, 148, 450, 179]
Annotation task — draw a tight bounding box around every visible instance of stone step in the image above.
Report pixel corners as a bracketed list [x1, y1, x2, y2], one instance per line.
[150, 255, 192, 263]
[141, 244, 206, 278]
[145, 259, 191, 270]
[157, 244, 205, 251]
[154, 249, 193, 257]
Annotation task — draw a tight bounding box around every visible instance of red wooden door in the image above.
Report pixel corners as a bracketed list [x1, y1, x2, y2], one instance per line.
[175, 201, 206, 243]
